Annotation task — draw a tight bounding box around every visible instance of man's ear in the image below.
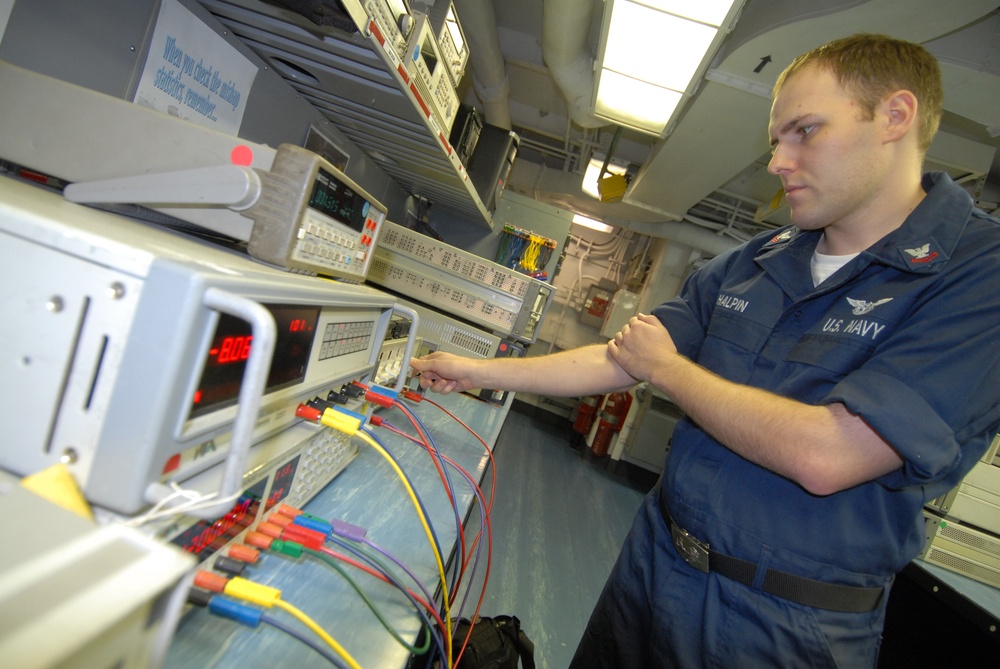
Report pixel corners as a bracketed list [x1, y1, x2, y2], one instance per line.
[883, 90, 918, 144]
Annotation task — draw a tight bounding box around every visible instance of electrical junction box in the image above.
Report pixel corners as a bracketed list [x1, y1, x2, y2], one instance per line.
[580, 279, 618, 328]
[623, 387, 683, 474]
[467, 123, 519, 213]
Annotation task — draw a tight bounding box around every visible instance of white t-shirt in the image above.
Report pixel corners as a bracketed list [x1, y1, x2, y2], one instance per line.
[811, 249, 859, 286]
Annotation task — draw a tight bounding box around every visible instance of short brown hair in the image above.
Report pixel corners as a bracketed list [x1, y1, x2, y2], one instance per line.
[774, 34, 943, 153]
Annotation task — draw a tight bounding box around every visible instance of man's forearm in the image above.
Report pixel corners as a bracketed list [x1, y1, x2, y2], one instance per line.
[477, 344, 637, 396]
[648, 354, 903, 495]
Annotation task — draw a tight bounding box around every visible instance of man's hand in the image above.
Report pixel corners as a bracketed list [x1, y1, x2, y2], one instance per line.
[607, 317, 904, 495]
[409, 352, 481, 395]
[608, 314, 677, 384]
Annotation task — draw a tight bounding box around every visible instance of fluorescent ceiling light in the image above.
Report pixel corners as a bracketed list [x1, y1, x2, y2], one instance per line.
[573, 214, 615, 233]
[594, 0, 742, 135]
[583, 154, 628, 199]
[603, 3, 717, 91]
[632, 0, 737, 26]
[594, 71, 683, 135]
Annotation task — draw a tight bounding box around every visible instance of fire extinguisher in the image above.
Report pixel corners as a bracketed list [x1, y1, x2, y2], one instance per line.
[591, 391, 633, 457]
[572, 395, 604, 435]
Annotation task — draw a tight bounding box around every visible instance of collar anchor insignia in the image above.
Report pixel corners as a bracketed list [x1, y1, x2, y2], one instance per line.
[904, 243, 939, 264]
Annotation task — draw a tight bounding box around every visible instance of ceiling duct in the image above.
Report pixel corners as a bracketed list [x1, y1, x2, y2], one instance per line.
[455, 0, 606, 131]
[542, 0, 607, 129]
[451, 0, 512, 129]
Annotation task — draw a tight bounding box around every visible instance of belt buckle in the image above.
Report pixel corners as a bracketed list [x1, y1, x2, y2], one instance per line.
[670, 524, 710, 573]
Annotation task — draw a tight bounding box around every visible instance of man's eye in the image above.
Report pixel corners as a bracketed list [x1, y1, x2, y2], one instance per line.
[798, 124, 816, 137]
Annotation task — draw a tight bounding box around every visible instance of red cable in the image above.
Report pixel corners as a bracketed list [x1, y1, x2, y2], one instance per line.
[415, 397, 498, 669]
[391, 401, 467, 596]
[422, 397, 498, 518]
[316, 545, 447, 632]
[375, 419, 493, 669]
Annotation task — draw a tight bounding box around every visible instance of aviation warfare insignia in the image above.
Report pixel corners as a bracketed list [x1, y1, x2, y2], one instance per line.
[847, 297, 893, 315]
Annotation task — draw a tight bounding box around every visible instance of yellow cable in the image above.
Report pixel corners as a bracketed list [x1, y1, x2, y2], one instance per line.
[221, 576, 362, 669]
[273, 599, 363, 669]
[355, 430, 454, 669]
[319, 408, 453, 668]
[523, 235, 544, 271]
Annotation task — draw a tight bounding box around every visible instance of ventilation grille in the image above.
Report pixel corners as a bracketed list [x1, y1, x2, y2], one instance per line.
[939, 523, 1000, 559]
[442, 324, 494, 358]
[926, 548, 1000, 589]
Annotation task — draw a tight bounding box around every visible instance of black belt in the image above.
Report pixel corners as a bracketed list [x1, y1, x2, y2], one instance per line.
[658, 493, 884, 613]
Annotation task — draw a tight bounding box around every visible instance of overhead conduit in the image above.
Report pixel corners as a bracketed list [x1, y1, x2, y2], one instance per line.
[452, 0, 511, 129]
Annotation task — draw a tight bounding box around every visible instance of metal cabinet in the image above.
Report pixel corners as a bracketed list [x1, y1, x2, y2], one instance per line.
[201, 0, 494, 226]
[623, 386, 683, 473]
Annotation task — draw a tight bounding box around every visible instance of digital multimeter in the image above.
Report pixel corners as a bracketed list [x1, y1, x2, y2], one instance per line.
[64, 143, 387, 281]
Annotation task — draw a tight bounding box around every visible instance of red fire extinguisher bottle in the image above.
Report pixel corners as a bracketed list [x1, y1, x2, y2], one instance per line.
[591, 391, 633, 457]
[572, 395, 604, 435]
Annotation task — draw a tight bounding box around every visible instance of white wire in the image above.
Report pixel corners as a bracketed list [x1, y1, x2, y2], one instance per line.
[122, 483, 242, 528]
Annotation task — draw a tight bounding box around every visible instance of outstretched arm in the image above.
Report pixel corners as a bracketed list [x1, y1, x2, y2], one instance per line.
[610, 314, 904, 495]
[410, 344, 637, 397]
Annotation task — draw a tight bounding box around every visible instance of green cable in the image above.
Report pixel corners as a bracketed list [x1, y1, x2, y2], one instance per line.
[271, 540, 431, 655]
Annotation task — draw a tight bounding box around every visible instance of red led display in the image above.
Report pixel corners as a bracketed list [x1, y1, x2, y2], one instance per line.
[190, 305, 320, 418]
[170, 478, 267, 560]
[213, 335, 253, 364]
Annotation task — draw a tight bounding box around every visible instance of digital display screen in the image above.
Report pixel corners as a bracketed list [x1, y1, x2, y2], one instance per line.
[170, 478, 267, 560]
[446, 9, 464, 54]
[190, 304, 320, 418]
[308, 167, 370, 233]
[265, 455, 300, 511]
[421, 35, 438, 75]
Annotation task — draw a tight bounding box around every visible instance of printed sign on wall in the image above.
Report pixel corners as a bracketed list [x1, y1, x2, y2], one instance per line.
[134, 0, 256, 135]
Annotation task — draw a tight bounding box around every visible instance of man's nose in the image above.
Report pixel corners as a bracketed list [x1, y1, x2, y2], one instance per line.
[767, 144, 792, 175]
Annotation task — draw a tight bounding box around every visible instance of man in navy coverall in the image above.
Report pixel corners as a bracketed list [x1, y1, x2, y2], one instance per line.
[410, 34, 1000, 668]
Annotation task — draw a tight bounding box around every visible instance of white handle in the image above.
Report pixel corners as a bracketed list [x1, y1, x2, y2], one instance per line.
[145, 288, 276, 521]
[63, 165, 262, 210]
[390, 304, 420, 393]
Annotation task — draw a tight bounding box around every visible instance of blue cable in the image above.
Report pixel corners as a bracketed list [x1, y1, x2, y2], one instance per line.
[378, 417, 491, 625]
[358, 427, 447, 588]
[391, 403, 464, 590]
[206, 595, 348, 668]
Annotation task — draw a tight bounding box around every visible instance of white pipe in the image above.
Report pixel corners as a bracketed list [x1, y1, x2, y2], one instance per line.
[453, 0, 511, 128]
[542, 0, 608, 129]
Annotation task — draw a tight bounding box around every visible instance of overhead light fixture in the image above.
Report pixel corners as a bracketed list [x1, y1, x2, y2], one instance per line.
[572, 214, 615, 233]
[593, 0, 744, 135]
[583, 154, 628, 200]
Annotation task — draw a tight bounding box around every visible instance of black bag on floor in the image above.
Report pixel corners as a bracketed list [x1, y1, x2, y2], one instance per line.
[450, 615, 535, 669]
